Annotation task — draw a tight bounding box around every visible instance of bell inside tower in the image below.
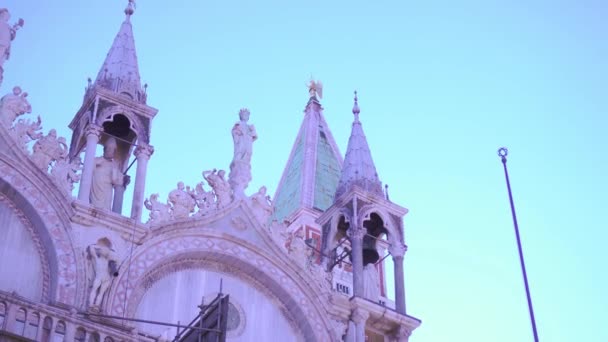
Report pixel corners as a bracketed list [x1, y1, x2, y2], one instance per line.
[362, 212, 386, 266]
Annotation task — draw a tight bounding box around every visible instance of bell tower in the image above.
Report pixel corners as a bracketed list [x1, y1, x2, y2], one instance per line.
[68, 0, 157, 221]
[317, 92, 419, 341]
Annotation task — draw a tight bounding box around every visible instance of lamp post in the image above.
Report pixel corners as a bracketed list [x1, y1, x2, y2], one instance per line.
[498, 147, 539, 342]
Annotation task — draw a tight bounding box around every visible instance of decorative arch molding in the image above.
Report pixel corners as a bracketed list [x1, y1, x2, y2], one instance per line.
[357, 204, 401, 245]
[0, 192, 51, 301]
[96, 105, 147, 143]
[106, 231, 333, 341]
[0, 158, 84, 306]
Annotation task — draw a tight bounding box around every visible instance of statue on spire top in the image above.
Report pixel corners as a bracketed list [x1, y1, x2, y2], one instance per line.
[308, 79, 323, 99]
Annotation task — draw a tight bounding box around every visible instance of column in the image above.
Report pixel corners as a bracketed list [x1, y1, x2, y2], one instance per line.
[348, 226, 366, 297]
[130, 143, 154, 221]
[64, 320, 76, 341]
[112, 184, 126, 214]
[78, 125, 102, 202]
[351, 307, 369, 342]
[390, 243, 407, 315]
[4, 302, 18, 333]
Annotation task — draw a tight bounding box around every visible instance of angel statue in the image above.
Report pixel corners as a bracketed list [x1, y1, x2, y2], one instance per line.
[308, 79, 323, 99]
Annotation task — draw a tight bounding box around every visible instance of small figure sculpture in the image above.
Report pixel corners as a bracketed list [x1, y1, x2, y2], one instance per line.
[288, 228, 312, 268]
[362, 263, 380, 303]
[249, 186, 272, 222]
[168, 181, 196, 219]
[228, 109, 257, 199]
[31, 129, 68, 171]
[308, 79, 323, 99]
[203, 169, 232, 209]
[8, 115, 41, 151]
[90, 137, 126, 210]
[0, 8, 24, 86]
[87, 238, 120, 309]
[0, 9, 23, 67]
[144, 193, 171, 225]
[0, 86, 31, 128]
[50, 157, 82, 197]
[268, 219, 289, 251]
[190, 182, 214, 217]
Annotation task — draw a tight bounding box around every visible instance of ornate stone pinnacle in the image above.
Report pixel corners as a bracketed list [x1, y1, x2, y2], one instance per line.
[352, 90, 360, 121]
[125, 0, 136, 17]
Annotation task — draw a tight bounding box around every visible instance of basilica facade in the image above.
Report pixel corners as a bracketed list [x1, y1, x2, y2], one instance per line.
[0, 2, 420, 341]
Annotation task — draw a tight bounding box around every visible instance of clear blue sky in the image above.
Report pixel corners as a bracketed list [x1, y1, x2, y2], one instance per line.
[4, 1, 607, 341]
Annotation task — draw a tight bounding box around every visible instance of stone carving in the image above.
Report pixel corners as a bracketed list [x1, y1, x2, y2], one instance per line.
[0, 9, 24, 85]
[168, 182, 196, 219]
[363, 263, 380, 303]
[308, 79, 323, 99]
[268, 220, 289, 252]
[228, 109, 257, 199]
[190, 182, 215, 217]
[330, 318, 348, 342]
[144, 193, 171, 225]
[91, 137, 125, 210]
[203, 169, 232, 209]
[8, 115, 42, 151]
[31, 129, 68, 171]
[50, 157, 82, 197]
[288, 228, 313, 268]
[87, 238, 120, 309]
[249, 186, 272, 222]
[0, 86, 31, 128]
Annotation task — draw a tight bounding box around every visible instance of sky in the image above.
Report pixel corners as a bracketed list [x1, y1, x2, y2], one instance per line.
[3, 0, 608, 341]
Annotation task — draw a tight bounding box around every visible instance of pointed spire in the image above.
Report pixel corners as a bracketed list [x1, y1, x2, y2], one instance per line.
[272, 84, 344, 222]
[94, 0, 145, 103]
[335, 92, 383, 199]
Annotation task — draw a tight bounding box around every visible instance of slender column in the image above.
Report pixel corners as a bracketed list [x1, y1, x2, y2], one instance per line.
[4, 302, 18, 333]
[35, 314, 45, 339]
[64, 320, 76, 341]
[130, 144, 154, 221]
[349, 226, 366, 297]
[351, 307, 369, 342]
[78, 125, 102, 202]
[390, 243, 408, 314]
[112, 184, 126, 214]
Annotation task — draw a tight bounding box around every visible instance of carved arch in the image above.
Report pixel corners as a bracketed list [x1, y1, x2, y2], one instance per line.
[105, 231, 333, 341]
[0, 159, 84, 306]
[357, 204, 401, 246]
[96, 105, 148, 144]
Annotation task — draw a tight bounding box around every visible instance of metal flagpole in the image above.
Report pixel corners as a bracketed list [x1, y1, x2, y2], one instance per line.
[497, 147, 539, 342]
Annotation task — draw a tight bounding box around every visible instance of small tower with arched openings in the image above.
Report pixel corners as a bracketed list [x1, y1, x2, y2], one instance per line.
[317, 92, 420, 341]
[67, 0, 157, 221]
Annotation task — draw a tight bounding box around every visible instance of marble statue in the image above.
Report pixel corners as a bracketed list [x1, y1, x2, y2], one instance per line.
[0, 9, 23, 67]
[31, 129, 68, 171]
[168, 182, 196, 219]
[87, 238, 120, 309]
[190, 182, 214, 216]
[228, 109, 257, 198]
[9, 115, 41, 151]
[268, 219, 289, 252]
[90, 137, 125, 210]
[308, 79, 323, 99]
[249, 186, 272, 222]
[362, 263, 380, 302]
[50, 157, 82, 197]
[0, 86, 31, 128]
[203, 169, 232, 209]
[144, 193, 171, 225]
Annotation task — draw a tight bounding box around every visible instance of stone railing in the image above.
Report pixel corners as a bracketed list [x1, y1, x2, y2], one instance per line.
[0, 292, 156, 342]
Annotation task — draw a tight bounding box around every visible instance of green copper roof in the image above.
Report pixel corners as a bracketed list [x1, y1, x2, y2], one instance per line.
[313, 128, 342, 211]
[272, 130, 304, 222]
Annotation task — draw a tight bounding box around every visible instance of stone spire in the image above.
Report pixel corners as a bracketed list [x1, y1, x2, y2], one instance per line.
[272, 81, 343, 223]
[94, 0, 145, 103]
[334, 91, 383, 199]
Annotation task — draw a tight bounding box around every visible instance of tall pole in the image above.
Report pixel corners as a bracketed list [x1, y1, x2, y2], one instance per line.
[498, 147, 539, 342]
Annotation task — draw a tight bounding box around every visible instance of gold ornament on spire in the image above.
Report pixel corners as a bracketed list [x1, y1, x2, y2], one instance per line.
[308, 79, 323, 99]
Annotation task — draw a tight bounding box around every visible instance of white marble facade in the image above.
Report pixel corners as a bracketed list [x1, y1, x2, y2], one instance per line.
[0, 3, 421, 342]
